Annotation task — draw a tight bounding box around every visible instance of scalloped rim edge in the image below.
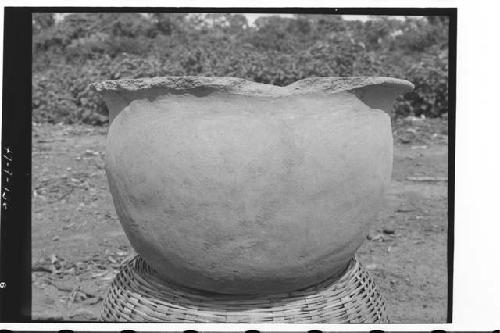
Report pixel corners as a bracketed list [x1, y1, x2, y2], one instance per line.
[90, 76, 414, 97]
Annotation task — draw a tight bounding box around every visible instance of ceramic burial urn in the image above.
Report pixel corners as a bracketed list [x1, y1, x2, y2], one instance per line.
[93, 76, 413, 295]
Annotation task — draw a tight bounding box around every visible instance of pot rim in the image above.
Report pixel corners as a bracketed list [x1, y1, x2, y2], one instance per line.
[90, 76, 414, 97]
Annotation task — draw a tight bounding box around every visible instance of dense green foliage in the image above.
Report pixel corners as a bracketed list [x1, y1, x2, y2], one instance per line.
[33, 13, 450, 125]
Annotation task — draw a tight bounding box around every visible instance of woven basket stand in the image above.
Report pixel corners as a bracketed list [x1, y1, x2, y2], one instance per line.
[101, 255, 389, 323]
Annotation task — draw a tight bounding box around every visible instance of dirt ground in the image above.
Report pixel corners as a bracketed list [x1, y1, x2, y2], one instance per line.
[31, 116, 449, 323]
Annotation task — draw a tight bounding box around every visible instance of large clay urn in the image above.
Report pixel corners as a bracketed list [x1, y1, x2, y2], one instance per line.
[92, 76, 413, 295]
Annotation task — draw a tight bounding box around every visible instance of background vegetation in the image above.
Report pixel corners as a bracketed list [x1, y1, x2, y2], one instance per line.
[32, 13, 450, 125]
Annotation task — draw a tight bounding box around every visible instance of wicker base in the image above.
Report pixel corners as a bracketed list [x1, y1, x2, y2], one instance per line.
[101, 255, 389, 323]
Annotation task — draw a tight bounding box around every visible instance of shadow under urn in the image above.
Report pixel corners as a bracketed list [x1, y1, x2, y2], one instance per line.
[93, 76, 413, 295]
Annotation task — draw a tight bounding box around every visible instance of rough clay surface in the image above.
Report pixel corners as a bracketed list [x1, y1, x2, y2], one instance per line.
[93, 76, 414, 124]
[92, 76, 414, 97]
[98, 76, 413, 294]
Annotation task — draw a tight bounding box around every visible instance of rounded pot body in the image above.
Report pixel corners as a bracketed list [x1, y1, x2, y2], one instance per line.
[94, 77, 413, 294]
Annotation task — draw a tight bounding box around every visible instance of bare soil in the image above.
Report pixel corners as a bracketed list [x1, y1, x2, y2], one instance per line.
[32, 117, 449, 323]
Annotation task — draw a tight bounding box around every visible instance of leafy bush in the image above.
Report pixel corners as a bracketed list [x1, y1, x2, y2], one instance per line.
[404, 47, 449, 117]
[32, 13, 450, 125]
